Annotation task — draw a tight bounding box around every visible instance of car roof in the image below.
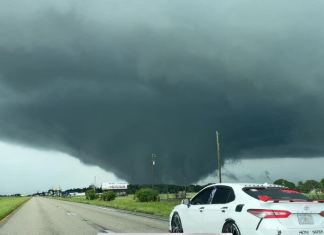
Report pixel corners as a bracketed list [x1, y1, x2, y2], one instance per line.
[205, 182, 286, 189]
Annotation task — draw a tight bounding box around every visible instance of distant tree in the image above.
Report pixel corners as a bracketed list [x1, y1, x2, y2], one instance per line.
[273, 179, 296, 189]
[126, 184, 204, 195]
[85, 189, 98, 200]
[135, 188, 159, 202]
[320, 179, 324, 192]
[127, 184, 141, 194]
[101, 191, 116, 201]
[298, 180, 320, 193]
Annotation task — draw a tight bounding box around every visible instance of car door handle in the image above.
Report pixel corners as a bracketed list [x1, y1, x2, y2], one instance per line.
[221, 207, 228, 212]
[199, 207, 205, 212]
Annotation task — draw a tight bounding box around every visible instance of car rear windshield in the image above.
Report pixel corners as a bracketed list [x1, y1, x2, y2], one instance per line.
[243, 187, 309, 201]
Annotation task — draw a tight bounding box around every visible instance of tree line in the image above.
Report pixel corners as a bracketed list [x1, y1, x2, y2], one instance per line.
[27, 179, 324, 197]
[60, 184, 206, 196]
[273, 178, 324, 193]
[61, 180, 324, 195]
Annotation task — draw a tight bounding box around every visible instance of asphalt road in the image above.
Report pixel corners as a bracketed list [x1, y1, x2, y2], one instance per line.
[0, 197, 168, 235]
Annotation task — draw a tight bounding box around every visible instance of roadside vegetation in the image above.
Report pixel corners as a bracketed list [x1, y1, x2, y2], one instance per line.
[56, 188, 196, 218]
[101, 191, 116, 201]
[135, 188, 159, 202]
[51, 178, 324, 218]
[0, 197, 29, 221]
[58, 194, 180, 218]
[85, 188, 98, 200]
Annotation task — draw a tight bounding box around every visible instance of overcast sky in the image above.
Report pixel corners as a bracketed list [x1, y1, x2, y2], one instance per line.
[1, 0, 324, 194]
[1, 140, 323, 195]
[0, 141, 123, 195]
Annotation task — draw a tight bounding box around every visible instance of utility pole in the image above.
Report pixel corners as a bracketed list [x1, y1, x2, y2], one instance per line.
[184, 176, 187, 199]
[216, 131, 222, 183]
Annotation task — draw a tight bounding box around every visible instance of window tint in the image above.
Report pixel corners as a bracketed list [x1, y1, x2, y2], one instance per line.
[191, 187, 214, 205]
[211, 186, 235, 204]
[243, 187, 309, 201]
[227, 189, 235, 202]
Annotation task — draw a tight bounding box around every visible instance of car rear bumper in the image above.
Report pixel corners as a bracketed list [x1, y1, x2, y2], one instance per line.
[240, 227, 324, 235]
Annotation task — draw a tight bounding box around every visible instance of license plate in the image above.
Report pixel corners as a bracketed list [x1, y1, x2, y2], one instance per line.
[297, 213, 314, 225]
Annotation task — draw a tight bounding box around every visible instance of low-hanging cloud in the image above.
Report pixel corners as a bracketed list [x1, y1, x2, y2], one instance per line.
[0, 0, 324, 184]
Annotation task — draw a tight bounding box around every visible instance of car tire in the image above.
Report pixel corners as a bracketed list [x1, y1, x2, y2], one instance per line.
[222, 221, 241, 235]
[171, 212, 183, 233]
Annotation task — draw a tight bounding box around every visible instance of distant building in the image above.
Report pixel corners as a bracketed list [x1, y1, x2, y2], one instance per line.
[69, 192, 86, 197]
[101, 183, 128, 195]
[48, 187, 62, 197]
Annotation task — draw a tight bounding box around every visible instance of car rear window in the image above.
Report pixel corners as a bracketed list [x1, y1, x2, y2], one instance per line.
[243, 187, 309, 201]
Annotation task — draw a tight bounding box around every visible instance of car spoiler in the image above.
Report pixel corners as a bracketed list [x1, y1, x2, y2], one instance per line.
[257, 195, 324, 203]
[259, 198, 324, 203]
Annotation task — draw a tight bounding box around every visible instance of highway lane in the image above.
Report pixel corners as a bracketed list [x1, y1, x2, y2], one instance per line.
[0, 197, 168, 235]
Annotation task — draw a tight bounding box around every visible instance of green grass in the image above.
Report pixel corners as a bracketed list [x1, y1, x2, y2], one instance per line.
[57, 195, 181, 218]
[0, 197, 29, 221]
[158, 192, 196, 200]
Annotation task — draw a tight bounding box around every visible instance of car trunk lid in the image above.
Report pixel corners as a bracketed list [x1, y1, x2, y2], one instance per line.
[243, 186, 324, 229]
[262, 201, 324, 229]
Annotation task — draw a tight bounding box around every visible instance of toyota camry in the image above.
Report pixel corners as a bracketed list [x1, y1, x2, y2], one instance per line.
[169, 183, 324, 234]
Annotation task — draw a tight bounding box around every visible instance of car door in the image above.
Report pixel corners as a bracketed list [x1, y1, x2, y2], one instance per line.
[181, 186, 215, 233]
[203, 186, 236, 233]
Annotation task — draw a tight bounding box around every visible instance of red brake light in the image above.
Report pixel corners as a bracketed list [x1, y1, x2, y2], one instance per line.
[258, 195, 271, 202]
[248, 209, 291, 219]
[320, 211, 324, 217]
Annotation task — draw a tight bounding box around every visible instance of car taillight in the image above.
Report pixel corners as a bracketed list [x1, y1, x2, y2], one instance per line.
[320, 211, 324, 217]
[248, 209, 291, 219]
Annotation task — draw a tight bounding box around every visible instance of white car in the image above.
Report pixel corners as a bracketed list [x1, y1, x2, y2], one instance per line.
[169, 183, 324, 234]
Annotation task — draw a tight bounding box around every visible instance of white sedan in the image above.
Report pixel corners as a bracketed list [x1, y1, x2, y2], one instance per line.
[169, 183, 324, 234]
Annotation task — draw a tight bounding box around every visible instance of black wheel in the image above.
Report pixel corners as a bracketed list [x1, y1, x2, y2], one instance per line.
[222, 221, 241, 235]
[171, 213, 183, 233]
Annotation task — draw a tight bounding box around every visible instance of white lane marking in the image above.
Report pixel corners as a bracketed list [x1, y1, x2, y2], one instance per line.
[97, 229, 113, 234]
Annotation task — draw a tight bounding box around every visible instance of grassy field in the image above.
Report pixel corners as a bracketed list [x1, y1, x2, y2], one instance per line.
[57, 192, 197, 218]
[58, 194, 182, 218]
[158, 193, 196, 200]
[0, 197, 29, 221]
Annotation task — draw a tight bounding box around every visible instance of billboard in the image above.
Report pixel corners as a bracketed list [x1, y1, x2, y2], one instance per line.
[101, 182, 128, 190]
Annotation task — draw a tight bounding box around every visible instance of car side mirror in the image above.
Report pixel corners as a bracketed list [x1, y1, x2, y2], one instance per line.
[182, 198, 190, 207]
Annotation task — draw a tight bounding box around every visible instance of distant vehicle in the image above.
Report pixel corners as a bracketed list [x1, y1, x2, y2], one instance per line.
[169, 183, 324, 234]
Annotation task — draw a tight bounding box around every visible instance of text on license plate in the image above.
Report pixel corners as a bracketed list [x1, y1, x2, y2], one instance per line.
[297, 214, 314, 225]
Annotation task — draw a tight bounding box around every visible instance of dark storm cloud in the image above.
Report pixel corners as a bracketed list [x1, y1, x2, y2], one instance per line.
[223, 171, 239, 181]
[1, 0, 324, 183]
